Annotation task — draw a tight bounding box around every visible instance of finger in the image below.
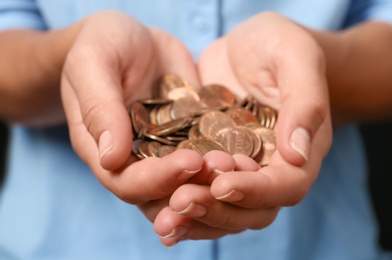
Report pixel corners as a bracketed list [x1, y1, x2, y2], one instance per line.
[210, 144, 326, 208]
[188, 150, 236, 185]
[62, 33, 152, 171]
[137, 196, 171, 223]
[232, 153, 261, 171]
[169, 184, 278, 230]
[275, 55, 331, 166]
[59, 90, 205, 204]
[101, 149, 204, 204]
[154, 207, 244, 247]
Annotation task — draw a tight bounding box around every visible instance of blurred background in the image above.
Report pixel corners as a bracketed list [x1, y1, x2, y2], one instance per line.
[0, 120, 390, 250]
[0, 121, 8, 190]
[360, 121, 392, 251]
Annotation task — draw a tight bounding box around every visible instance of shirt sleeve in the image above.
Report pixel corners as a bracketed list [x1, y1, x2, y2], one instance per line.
[0, 0, 47, 30]
[344, 0, 392, 27]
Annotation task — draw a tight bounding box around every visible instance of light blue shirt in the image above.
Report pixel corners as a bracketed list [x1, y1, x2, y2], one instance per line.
[1, 1, 392, 259]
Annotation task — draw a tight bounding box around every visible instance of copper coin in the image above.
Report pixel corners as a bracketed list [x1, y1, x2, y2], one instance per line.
[165, 135, 187, 142]
[143, 131, 177, 146]
[149, 106, 159, 125]
[139, 98, 172, 106]
[177, 139, 227, 155]
[170, 96, 205, 120]
[167, 87, 200, 101]
[198, 110, 236, 140]
[198, 84, 236, 110]
[148, 141, 162, 157]
[137, 140, 152, 158]
[225, 107, 258, 125]
[188, 125, 203, 140]
[130, 101, 150, 135]
[132, 139, 143, 158]
[146, 117, 192, 137]
[252, 127, 276, 166]
[236, 125, 263, 159]
[156, 103, 173, 125]
[215, 127, 253, 156]
[158, 145, 177, 157]
[155, 73, 192, 99]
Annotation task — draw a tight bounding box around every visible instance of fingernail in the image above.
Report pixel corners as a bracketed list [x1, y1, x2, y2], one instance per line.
[177, 167, 202, 180]
[166, 239, 181, 249]
[215, 190, 244, 202]
[99, 130, 113, 159]
[176, 202, 207, 217]
[213, 169, 225, 174]
[161, 226, 188, 238]
[290, 127, 310, 161]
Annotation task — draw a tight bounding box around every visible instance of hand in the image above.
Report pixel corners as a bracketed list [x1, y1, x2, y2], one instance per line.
[154, 12, 332, 246]
[61, 11, 204, 211]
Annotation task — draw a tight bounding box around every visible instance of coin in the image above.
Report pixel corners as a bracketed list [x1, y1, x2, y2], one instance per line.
[215, 126, 254, 156]
[158, 145, 177, 157]
[236, 125, 263, 159]
[137, 140, 152, 158]
[170, 96, 205, 120]
[156, 103, 173, 125]
[252, 126, 276, 166]
[128, 73, 278, 167]
[129, 101, 150, 135]
[167, 87, 200, 101]
[199, 84, 236, 110]
[154, 73, 192, 99]
[147, 141, 162, 157]
[177, 139, 227, 155]
[225, 107, 258, 125]
[146, 117, 192, 137]
[139, 98, 172, 106]
[198, 110, 236, 141]
[188, 125, 203, 140]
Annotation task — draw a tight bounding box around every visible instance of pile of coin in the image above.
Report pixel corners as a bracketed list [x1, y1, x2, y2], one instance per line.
[128, 74, 277, 166]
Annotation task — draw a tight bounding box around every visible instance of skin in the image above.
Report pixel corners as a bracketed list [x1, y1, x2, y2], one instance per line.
[1, 10, 392, 247]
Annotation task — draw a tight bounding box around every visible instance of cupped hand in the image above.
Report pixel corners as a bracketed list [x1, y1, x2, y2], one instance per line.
[61, 11, 204, 207]
[154, 12, 333, 246]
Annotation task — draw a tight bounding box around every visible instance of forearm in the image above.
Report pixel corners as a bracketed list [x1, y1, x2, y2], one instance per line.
[310, 22, 392, 124]
[0, 23, 82, 126]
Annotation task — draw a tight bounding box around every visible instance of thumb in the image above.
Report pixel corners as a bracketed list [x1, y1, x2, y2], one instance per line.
[62, 47, 139, 171]
[276, 64, 330, 166]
